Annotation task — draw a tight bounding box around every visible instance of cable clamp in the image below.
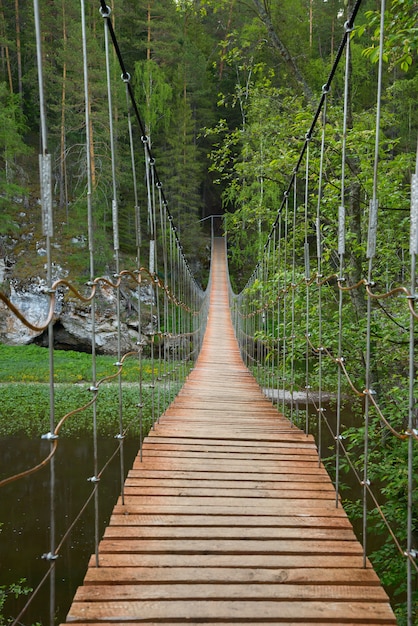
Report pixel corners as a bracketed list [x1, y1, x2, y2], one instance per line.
[41, 432, 58, 441]
[305, 385, 311, 390]
[156, 181, 163, 189]
[335, 434, 345, 441]
[41, 287, 56, 295]
[85, 280, 94, 287]
[322, 83, 330, 94]
[87, 475, 100, 483]
[88, 385, 99, 392]
[115, 433, 125, 440]
[317, 407, 325, 413]
[404, 549, 418, 558]
[407, 428, 418, 437]
[337, 276, 345, 282]
[305, 131, 311, 141]
[361, 479, 371, 486]
[136, 403, 144, 409]
[42, 552, 58, 561]
[121, 72, 131, 83]
[365, 280, 375, 287]
[344, 20, 354, 33]
[114, 361, 123, 367]
[99, 4, 111, 17]
[406, 294, 418, 300]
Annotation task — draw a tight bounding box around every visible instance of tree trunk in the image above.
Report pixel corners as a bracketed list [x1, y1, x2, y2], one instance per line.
[219, 0, 235, 80]
[60, 0, 68, 213]
[0, 0, 13, 92]
[15, 0, 22, 97]
[251, 0, 312, 100]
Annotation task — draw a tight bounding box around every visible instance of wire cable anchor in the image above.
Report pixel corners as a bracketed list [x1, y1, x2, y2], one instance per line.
[41, 432, 58, 440]
[42, 552, 58, 561]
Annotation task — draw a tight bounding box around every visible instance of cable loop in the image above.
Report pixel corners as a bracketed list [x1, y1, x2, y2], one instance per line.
[99, 5, 111, 17]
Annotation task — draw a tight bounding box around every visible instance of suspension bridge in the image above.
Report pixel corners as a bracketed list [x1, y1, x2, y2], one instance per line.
[0, 0, 417, 624]
[56, 238, 397, 625]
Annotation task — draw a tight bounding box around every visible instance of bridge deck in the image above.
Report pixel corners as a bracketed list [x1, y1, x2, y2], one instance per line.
[62, 239, 397, 625]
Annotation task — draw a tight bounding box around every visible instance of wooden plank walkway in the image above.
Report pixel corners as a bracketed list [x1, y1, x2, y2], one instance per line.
[62, 238, 397, 625]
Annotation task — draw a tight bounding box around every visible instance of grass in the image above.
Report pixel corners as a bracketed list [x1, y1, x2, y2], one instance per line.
[0, 343, 186, 437]
[0, 343, 155, 383]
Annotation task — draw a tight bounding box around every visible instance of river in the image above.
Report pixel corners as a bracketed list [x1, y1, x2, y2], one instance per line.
[0, 437, 140, 626]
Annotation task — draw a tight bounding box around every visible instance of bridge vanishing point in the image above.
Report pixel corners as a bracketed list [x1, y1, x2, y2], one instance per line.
[60, 239, 397, 625]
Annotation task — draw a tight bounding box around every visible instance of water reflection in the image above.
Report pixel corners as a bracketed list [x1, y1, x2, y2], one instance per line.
[0, 437, 139, 626]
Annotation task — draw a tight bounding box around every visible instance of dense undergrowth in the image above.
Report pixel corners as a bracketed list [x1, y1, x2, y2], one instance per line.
[0, 343, 182, 437]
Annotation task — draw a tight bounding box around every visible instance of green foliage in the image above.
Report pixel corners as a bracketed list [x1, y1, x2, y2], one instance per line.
[0, 343, 154, 384]
[357, 0, 418, 73]
[0, 344, 185, 437]
[0, 578, 35, 626]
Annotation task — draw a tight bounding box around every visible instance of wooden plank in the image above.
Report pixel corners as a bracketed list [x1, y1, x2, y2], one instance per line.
[103, 526, 357, 541]
[87, 553, 372, 568]
[62, 622, 395, 626]
[66, 599, 397, 623]
[122, 486, 336, 498]
[83, 566, 382, 586]
[125, 470, 332, 483]
[108, 513, 354, 528]
[72, 583, 389, 602]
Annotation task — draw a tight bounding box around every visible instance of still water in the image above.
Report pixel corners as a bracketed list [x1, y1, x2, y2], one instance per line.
[0, 436, 140, 626]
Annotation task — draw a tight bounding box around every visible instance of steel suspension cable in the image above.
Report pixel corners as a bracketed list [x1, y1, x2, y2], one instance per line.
[406, 140, 418, 625]
[33, 0, 57, 620]
[122, 76, 145, 461]
[304, 138, 311, 435]
[363, 0, 386, 568]
[281, 194, 289, 416]
[101, 3, 126, 505]
[316, 88, 328, 464]
[335, 19, 353, 508]
[81, 0, 100, 567]
[290, 177, 297, 426]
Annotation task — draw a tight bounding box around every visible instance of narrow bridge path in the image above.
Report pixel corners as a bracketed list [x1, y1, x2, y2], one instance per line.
[62, 238, 397, 625]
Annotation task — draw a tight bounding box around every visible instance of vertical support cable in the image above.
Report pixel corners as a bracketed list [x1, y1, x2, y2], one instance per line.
[304, 138, 311, 435]
[363, 0, 385, 568]
[282, 193, 289, 416]
[316, 88, 328, 464]
[81, 0, 100, 565]
[101, 4, 125, 504]
[407, 141, 418, 626]
[270, 228, 277, 402]
[290, 177, 297, 426]
[123, 74, 144, 461]
[33, 0, 56, 621]
[336, 19, 352, 507]
[276, 213, 282, 410]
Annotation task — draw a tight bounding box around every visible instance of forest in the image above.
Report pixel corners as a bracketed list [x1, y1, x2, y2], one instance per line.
[1, 0, 418, 622]
[0, 0, 415, 283]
